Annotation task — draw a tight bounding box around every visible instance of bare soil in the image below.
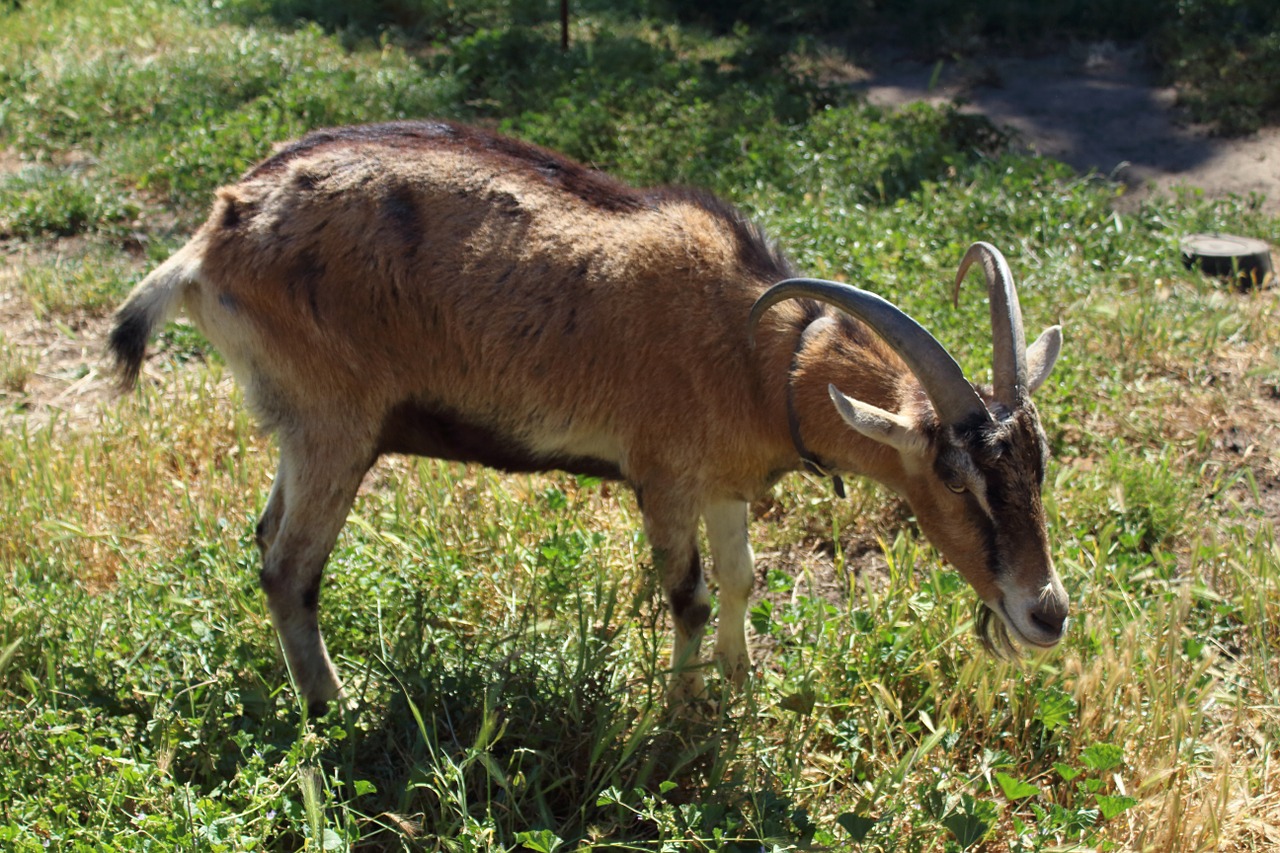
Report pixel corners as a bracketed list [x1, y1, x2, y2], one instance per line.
[0, 243, 126, 427]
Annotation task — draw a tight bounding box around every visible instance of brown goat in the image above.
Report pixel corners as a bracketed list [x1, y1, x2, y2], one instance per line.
[110, 120, 1068, 712]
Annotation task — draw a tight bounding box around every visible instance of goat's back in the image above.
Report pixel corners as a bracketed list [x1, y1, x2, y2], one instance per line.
[157, 121, 798, 482]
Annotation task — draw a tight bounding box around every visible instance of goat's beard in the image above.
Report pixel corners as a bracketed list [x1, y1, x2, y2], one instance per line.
[975, 600, 1019, 658]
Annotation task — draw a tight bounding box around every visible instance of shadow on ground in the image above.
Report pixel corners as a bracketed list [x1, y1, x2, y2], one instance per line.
[852, 43, 1280, 211]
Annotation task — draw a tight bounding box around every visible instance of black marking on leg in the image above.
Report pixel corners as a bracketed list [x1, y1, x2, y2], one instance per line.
[258, 568, 282, 597]
[668, 551, 710, 633]
[301, 577, 321, 612]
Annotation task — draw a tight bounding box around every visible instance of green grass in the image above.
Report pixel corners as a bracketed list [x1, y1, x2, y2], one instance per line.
[0, 332, 37, 395]
[0, 165, 141, 239]
[2, 0, 1280, 850]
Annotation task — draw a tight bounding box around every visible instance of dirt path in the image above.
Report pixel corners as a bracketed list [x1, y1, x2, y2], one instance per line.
[851, 42, 1280, 213]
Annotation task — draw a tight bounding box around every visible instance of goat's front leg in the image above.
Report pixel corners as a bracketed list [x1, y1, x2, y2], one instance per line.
[705, 500, 755, 686]
[638, 486, 710, 705]
[257, 430, 369, 714]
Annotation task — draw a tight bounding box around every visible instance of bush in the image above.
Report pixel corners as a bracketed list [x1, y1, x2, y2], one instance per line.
[1153, 0, 1280, 134]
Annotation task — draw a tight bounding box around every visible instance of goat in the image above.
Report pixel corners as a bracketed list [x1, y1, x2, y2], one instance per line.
[110, 120, 1068, 712]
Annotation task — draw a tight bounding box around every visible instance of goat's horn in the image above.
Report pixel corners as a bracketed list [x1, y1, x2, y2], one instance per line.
[953, 242, 1027, 408]
[749, 278, 989, 426]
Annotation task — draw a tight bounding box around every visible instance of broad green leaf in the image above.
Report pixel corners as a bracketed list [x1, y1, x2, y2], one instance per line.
[1097, 794, 1138, 820]
[1034, 687, 1077, 731]
[1054, 762, 1083, 782]
[994, 771, 1041, 800]
[1081, 743, 1125, 773]
[515, 829, 563, 853]
[836, 812, 877, 842]
[942, 812, 992, 849]
[942, 795, 998, 848]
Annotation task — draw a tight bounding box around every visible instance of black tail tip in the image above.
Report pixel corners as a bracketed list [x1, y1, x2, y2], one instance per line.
[107, 307, 151, 392]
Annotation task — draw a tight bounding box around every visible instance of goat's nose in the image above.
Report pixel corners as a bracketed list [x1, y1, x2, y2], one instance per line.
[1029, 604, 1067, 639]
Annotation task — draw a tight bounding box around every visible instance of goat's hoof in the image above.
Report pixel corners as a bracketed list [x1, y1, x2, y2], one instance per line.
[665, 692, 716, 722]
[306, 698, 331, 719]
[303, 687, 354, 719]
[666, 670, 708, 707]
[717, 656, 753, 690]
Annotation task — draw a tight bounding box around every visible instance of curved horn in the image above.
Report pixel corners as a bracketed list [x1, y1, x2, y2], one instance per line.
[953, 242, 1027, 408]
[749, 278, 989, 426]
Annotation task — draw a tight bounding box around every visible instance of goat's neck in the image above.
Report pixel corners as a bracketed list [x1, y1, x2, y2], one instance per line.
[784, 316, 914, 489]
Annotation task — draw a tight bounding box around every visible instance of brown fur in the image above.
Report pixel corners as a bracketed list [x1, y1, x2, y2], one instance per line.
[109, 120, 1065, 710]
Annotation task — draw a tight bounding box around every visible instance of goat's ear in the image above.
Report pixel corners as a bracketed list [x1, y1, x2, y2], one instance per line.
[1026, 325, 1063, 395]
[828, 384, 929, 457]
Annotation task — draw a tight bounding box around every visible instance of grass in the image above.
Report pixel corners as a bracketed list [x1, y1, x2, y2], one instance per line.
[2, 0, 1280, 850]
[0, 348, 35, 397]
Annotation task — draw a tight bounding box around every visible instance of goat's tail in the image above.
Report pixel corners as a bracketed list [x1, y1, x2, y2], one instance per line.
[108, 240, 204, 391]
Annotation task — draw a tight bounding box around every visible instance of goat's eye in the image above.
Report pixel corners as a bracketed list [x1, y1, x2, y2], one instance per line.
[946, 481, 967, 494]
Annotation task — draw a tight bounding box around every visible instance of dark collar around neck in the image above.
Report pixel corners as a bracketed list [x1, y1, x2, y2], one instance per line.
[786, 315, 845, 499]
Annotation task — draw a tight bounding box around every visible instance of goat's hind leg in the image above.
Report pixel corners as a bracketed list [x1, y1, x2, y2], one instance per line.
[255, 454, 288, 554]
[257, 429, 370, 714]
[639, 486, 711, 705]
